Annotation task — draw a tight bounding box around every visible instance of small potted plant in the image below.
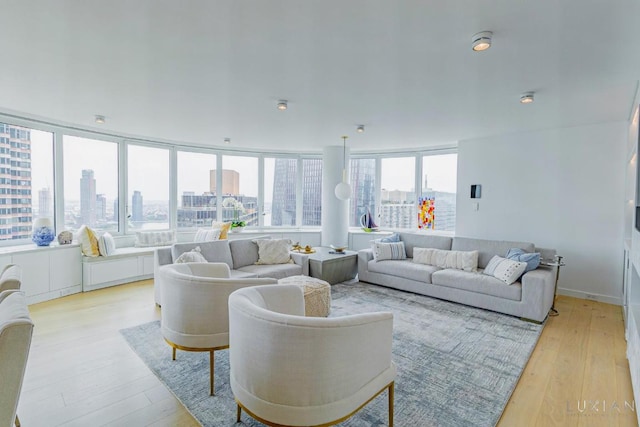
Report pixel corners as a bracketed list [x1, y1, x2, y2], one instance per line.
[230, 220, 246, 232]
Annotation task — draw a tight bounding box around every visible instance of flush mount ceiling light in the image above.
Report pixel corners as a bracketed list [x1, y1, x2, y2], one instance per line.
[356, 125, 365, 133]
[334, 136, 351, 201]
[520, 92, 535, 104]
[94, 115, 105, 124]
[471, 31, 492, 52]
[277, 100, 288, 110]
[224, 138, 231, 144]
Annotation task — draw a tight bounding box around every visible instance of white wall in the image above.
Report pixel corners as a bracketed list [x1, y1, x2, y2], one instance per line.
[457, 121, 627, 304]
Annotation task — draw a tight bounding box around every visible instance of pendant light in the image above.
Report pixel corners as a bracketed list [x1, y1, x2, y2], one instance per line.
[334, 136, 351, 200]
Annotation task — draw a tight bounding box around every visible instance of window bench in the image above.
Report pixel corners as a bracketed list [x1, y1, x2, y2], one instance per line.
[82, 247, 157, 292]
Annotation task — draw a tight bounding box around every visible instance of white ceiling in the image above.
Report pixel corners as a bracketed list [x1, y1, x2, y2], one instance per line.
[1, 0, 639, 153]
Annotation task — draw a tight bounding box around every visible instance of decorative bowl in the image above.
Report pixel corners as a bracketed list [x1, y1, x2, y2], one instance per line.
[330, 245, 347, 253]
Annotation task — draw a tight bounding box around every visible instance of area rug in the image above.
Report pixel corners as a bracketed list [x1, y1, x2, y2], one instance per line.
[120, 282, 543, 427]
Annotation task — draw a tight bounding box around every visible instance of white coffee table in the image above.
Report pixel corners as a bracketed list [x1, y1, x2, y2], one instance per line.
[307, 247, 358, 285]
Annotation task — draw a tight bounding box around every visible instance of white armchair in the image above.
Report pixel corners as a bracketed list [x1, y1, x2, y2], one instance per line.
[0, 264, 21, 292]
[0, 290, 34, 427]
[159, 262, 278, 395]
[228, 284, 397, 427]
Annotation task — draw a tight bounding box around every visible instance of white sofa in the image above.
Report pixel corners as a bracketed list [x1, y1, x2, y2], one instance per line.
[154, 236, 309, 305]
[358, 233, 558, 322]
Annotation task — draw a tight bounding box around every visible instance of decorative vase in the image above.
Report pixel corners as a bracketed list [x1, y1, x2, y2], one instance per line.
[32, 218, 56, 246]
[230, 226, 244, 233]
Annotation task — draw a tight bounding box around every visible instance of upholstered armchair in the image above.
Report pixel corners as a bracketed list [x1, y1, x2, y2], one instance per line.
[0, 264, 21, 292]
[0, 290, 34, 427]
[159, 262, 278, 395]
[228, 284, 397, 427]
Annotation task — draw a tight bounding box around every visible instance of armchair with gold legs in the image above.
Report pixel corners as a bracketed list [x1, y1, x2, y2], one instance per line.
[159, 262, 277, 396]
[228, 284, 396, 427]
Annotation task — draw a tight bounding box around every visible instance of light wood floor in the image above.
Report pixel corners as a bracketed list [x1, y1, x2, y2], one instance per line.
[16, 280, 638, 427]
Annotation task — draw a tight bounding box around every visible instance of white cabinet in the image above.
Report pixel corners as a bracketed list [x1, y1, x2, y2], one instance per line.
[4, 244, 82, 304]
[82, 250, 155, 292]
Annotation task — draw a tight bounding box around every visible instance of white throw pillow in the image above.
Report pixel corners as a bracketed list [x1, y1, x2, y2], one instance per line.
[413, 248, 478, 272]
[482, 255, 527, 285]
[98, 232, 116, 256]
[174, 246, 207, 263]
[193, 228, 222, 243]
[254, 239, 293, 265]
[135, 230, 176, 248]
[76, 225, 100, 257]
[372, 241, 407, 261]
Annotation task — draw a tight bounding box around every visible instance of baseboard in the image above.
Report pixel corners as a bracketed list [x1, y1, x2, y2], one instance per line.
[26, 285, 82, 305]
[83, 274, 153, 292]
[557, 287, 622, 306]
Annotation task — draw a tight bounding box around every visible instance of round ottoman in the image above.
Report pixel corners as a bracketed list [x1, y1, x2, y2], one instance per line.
[278, 275, 331, 317]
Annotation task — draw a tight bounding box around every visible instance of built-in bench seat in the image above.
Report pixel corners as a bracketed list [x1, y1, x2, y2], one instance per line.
[82, 247, 159, 292]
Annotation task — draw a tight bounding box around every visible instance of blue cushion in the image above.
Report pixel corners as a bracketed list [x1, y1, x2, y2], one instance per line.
[505, 248, 540, 272]
[378, 233, 400, 243]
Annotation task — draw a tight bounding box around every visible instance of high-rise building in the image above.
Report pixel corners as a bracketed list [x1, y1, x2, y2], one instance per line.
[210, 169, 239, 195]
[0, 124, 32, 239]
[132, 190, 143, 222]
[38, 187, 52, 218]
[302, 159, 322, 226]
[349, 159, 376, 227]
[177, 192, 217, 228]
[95, 194, 107, 221]
[80, 169, 96, 227]
[271, 159, 297, 226]
[422, 190, 456, 231]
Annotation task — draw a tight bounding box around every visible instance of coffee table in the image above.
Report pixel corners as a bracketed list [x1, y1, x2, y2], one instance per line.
[307, 247, 358, 284]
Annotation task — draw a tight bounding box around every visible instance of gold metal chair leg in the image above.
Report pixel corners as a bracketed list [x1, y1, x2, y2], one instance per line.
[172, 346, 176, 361]
[389, 382, 394, 427]
[210, 350, 215, 396]
[236, 403, 242, 422]
[15, 414, 20, 427]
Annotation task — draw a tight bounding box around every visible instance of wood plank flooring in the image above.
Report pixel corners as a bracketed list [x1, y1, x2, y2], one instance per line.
[16, 280, 638, 426]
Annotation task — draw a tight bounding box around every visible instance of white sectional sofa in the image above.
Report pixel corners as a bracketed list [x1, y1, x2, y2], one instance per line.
[358, 233, 558, 322]
[154, 237, 309, 305]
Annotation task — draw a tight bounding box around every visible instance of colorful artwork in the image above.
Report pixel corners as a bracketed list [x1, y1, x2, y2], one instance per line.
[418, 197, 435, 229]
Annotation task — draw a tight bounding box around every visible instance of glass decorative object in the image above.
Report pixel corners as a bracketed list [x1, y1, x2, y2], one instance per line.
[32, 217, 56, 246]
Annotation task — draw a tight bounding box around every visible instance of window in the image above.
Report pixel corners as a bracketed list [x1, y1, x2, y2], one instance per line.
[421, 153, 457, 231]
[177, 151, 217, 229]
[220, 155, 258, 227]
[63, 135, 118, 233]
[349, 158, 376, 228]
[380, 157, 416, 229]
[301, 158, 322, 226]
[265, 157, 297, 226]
[0, 123, 54, 241]
[127, 144, 169, 231]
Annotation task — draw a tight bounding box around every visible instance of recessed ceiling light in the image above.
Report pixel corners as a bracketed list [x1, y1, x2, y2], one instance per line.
[356, 125, 365, 133]
[95, 115, 105, 124]
[277, 100, 288, 110]
[520, 92, 535, 104]
[471, 31, 492, 52]
[224, 138, 231, 144]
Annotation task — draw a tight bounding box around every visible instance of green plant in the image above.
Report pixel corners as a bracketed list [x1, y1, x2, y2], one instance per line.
[231, 221, 246, 228]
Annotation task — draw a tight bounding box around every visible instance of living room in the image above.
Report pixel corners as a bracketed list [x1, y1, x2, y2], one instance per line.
[1, 1, 639, 426]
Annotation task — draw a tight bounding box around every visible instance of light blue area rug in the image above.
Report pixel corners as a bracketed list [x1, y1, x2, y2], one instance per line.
[120, 282, 543, 426]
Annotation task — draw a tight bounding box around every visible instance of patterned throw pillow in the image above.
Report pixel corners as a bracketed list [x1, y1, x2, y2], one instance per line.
[135, 230, 176, 248]
[194, 228, 222, 243]
[372, 241, 407, 261]
[482, 255, 527, 285]
[254, 239, 293, 265]
[211, 221, 232, 240]
[505, 248, 540, 272]
[77, 225, 100, 257]
[413, 248, 478, 272]
[98, 232, 116, 256]
[174, 246, 207, 263]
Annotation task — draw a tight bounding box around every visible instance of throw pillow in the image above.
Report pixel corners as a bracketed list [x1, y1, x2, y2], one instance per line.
[211, 221, 232, 240]
[98, 232, 116, 256]
[482, 255, 527, 285]
[376, 233, 400, 243]
[413, 248, 478, 272]
[135, 230, 176, 248]
[254, 239, 293, 265]
[194, 228, 222, 243]
[372, 241, 407, 261]
[506, 248, 541, 272]
[76, 225, 100, 257]
[174, 246, 207, 263]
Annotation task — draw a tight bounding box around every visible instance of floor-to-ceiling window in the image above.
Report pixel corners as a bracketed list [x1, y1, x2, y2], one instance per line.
[264, 157, 298, 227]
[221, 155, 259, 227]
[302, 158, 322, 226]
[176, 151, 217, 229]
[63, 135, 118, 233]
[127, 144, 169, 231]
[349, 158, 376, 228]
[380, 157, 416, 229]
[421, 153, 457, 231]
